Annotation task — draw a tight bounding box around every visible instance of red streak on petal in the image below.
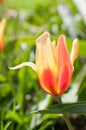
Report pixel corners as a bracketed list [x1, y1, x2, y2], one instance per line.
[39, 69, 58, 95]
[57, 35, 73, 94]
[0, 41, 4, 51]
[59, 66, 72, 94]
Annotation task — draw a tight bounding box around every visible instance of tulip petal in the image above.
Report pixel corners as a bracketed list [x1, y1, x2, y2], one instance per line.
[38, 68, 58, 95]
[0, 19, 6, 36]
[0, 19, 6, 51]
[36, 31, 49, 74]
[9, 62, 36, 72]
[57, 35, 72, 95]
[45, 37, 57, 70]
[36, 31, 57, 73]
[0, 38, 4, 51]
[70, 39, 79, 65]
[51, 40, 57, 62]
[36, 31, 58, 95]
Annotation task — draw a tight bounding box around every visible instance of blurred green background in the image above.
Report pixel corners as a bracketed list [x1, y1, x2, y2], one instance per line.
[0, 0, 86, 130]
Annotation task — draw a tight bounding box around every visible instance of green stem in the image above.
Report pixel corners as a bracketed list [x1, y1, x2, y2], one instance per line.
[57, 96, 73, 130]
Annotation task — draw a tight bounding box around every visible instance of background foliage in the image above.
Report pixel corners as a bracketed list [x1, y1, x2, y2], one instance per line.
[0, 0, 86, 129]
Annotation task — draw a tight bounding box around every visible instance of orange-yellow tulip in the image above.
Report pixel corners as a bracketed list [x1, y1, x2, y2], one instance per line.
[0, 19, 6, 51]
[9, 31, 79, 95]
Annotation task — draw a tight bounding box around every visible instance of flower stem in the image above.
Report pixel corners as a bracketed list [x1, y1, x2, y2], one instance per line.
[57, 96, 73, 130]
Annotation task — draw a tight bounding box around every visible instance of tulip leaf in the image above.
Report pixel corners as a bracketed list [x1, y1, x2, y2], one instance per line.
[30, 101, 86, 115]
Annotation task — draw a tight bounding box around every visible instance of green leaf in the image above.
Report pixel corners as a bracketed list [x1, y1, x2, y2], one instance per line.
[5, 111, 23, 124]
[30, 101, 86, 114]
[4, 121, 12, 130]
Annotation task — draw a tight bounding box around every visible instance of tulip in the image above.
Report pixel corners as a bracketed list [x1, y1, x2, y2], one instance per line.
[9, 31, 79, 95]
[0, 19, 6, 51]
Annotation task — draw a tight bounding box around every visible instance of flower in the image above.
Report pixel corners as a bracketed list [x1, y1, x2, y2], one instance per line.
[9, 31, 79, 95]
[0, 19, 6, 51]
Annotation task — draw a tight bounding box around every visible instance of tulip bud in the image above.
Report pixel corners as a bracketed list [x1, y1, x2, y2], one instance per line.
[9, 31, 79, 96]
